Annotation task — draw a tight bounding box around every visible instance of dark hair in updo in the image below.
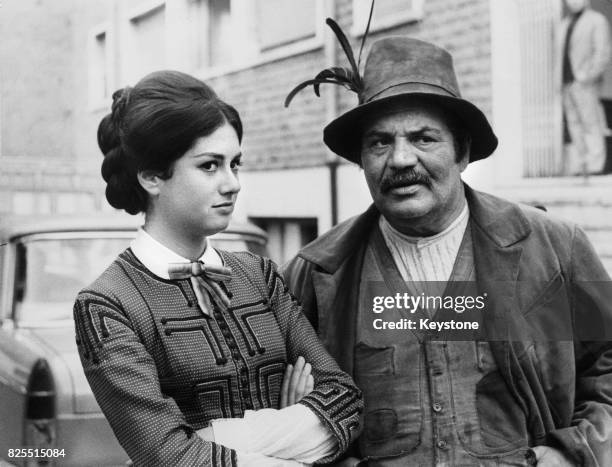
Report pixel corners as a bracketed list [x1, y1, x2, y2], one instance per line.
[98, 70, 243, 214]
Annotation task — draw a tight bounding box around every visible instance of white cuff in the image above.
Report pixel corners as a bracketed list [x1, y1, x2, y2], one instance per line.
[211, 418, 250, 452]
[237, 452, 307, 467]
[211, 404, 337, 462]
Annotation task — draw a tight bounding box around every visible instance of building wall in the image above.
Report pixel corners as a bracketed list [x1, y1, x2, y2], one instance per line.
[0, 0, 112, 214]
[208, 50, 330, 171]
[0, 0, 77, 159]
[0, 0, 494, 261]
[70, 0, 117, 165]
[1, 0, 493, 173]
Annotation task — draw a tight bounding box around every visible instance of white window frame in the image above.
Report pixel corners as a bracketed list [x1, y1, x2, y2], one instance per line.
[196, 0, 326, 81]
[123, 0, 167, 85]
[351, 0, 424, 36]
[87, 22, 114, 111]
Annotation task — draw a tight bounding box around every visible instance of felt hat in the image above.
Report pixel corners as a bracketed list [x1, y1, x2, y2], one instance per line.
[285, 21, 498, 164]
[325, 37, 498, 163]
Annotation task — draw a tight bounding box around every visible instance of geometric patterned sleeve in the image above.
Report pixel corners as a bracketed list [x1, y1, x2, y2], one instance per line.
[260, 257, 364, 463]
[73, 291, 237, 467]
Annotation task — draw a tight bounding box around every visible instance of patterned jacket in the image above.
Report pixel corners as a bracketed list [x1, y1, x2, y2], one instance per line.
[73, 250, 363, 466]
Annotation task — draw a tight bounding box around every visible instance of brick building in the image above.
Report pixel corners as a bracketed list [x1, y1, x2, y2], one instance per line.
[2, 0, 612, 267]
[0, 0, 111, 213]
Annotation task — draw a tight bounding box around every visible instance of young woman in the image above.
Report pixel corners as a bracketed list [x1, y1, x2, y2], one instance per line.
[73, 71, 362, 466]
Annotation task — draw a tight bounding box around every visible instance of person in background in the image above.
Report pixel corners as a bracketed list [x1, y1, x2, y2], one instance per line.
[73, 70, 362, 466]
[560, 0, 611, 175]
[283, 18, 612, 467]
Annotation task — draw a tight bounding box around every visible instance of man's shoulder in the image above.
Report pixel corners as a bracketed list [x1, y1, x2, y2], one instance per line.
[472, 189, 575, 241]
[295, 205, 378, 267]
[519, 202, 576, 240]
[308, 211, 369, 247]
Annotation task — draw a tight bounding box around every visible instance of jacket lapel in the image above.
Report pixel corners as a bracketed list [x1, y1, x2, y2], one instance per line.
[471, 215, 524, 398]
[467, 186, 529, 340]
[312, 248, 366, 375]
[466, 187, 546, 429]
[300, 205, 380, 375]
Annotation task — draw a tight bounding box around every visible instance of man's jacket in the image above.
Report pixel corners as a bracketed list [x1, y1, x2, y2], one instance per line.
[282, 186, 612, 466]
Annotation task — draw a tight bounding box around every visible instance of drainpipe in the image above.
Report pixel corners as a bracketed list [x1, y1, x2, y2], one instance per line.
[324, 0, 340, 227]
[0, 76, 3, 156]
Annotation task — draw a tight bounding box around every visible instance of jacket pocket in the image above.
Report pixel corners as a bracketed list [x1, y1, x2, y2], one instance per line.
[354, 343, 422, 457]
[475, 369, 529, 452]
[354, 342, 395, 375]
[523, 273, 572, 341]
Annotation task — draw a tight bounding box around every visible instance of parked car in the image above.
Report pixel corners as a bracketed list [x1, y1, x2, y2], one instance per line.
[0, 214, 267, 466]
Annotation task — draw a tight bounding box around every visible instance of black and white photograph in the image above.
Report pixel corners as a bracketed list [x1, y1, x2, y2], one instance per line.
[1, 0, 612, 465]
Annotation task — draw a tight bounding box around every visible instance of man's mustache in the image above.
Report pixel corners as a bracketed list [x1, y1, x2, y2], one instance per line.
[380, 170, 431, 193]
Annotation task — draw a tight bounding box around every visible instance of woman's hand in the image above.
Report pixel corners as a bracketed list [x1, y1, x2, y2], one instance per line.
[280, 356, 314, 408]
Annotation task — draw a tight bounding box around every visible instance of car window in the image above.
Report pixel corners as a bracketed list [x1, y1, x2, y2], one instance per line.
[12, 232, 267, 324]
[15, 237, 131, 323]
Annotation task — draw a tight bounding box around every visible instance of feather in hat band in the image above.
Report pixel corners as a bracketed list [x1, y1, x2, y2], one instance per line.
[284, 0, 376, 107]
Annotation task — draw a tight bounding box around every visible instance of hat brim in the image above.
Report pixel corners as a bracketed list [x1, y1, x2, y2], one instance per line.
[323, 93, 498, 164]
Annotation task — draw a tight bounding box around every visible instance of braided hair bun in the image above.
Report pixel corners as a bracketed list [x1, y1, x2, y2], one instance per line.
[98, 87, 146, 214]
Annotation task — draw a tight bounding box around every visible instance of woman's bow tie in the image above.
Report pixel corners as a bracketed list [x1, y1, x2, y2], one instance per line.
[168, 261, 232, 311]
[168, 262, 232, 282]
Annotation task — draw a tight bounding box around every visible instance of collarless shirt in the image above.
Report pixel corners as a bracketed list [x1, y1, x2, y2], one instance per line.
[379, 203, 469, 283]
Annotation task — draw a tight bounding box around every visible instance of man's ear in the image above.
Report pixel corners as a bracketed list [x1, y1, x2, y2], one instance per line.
[137, 170, 163, 196]
[458, 136, 472, 172]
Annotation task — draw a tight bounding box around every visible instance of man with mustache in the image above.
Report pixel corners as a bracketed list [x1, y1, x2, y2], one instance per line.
[282, 35, 612, 466]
